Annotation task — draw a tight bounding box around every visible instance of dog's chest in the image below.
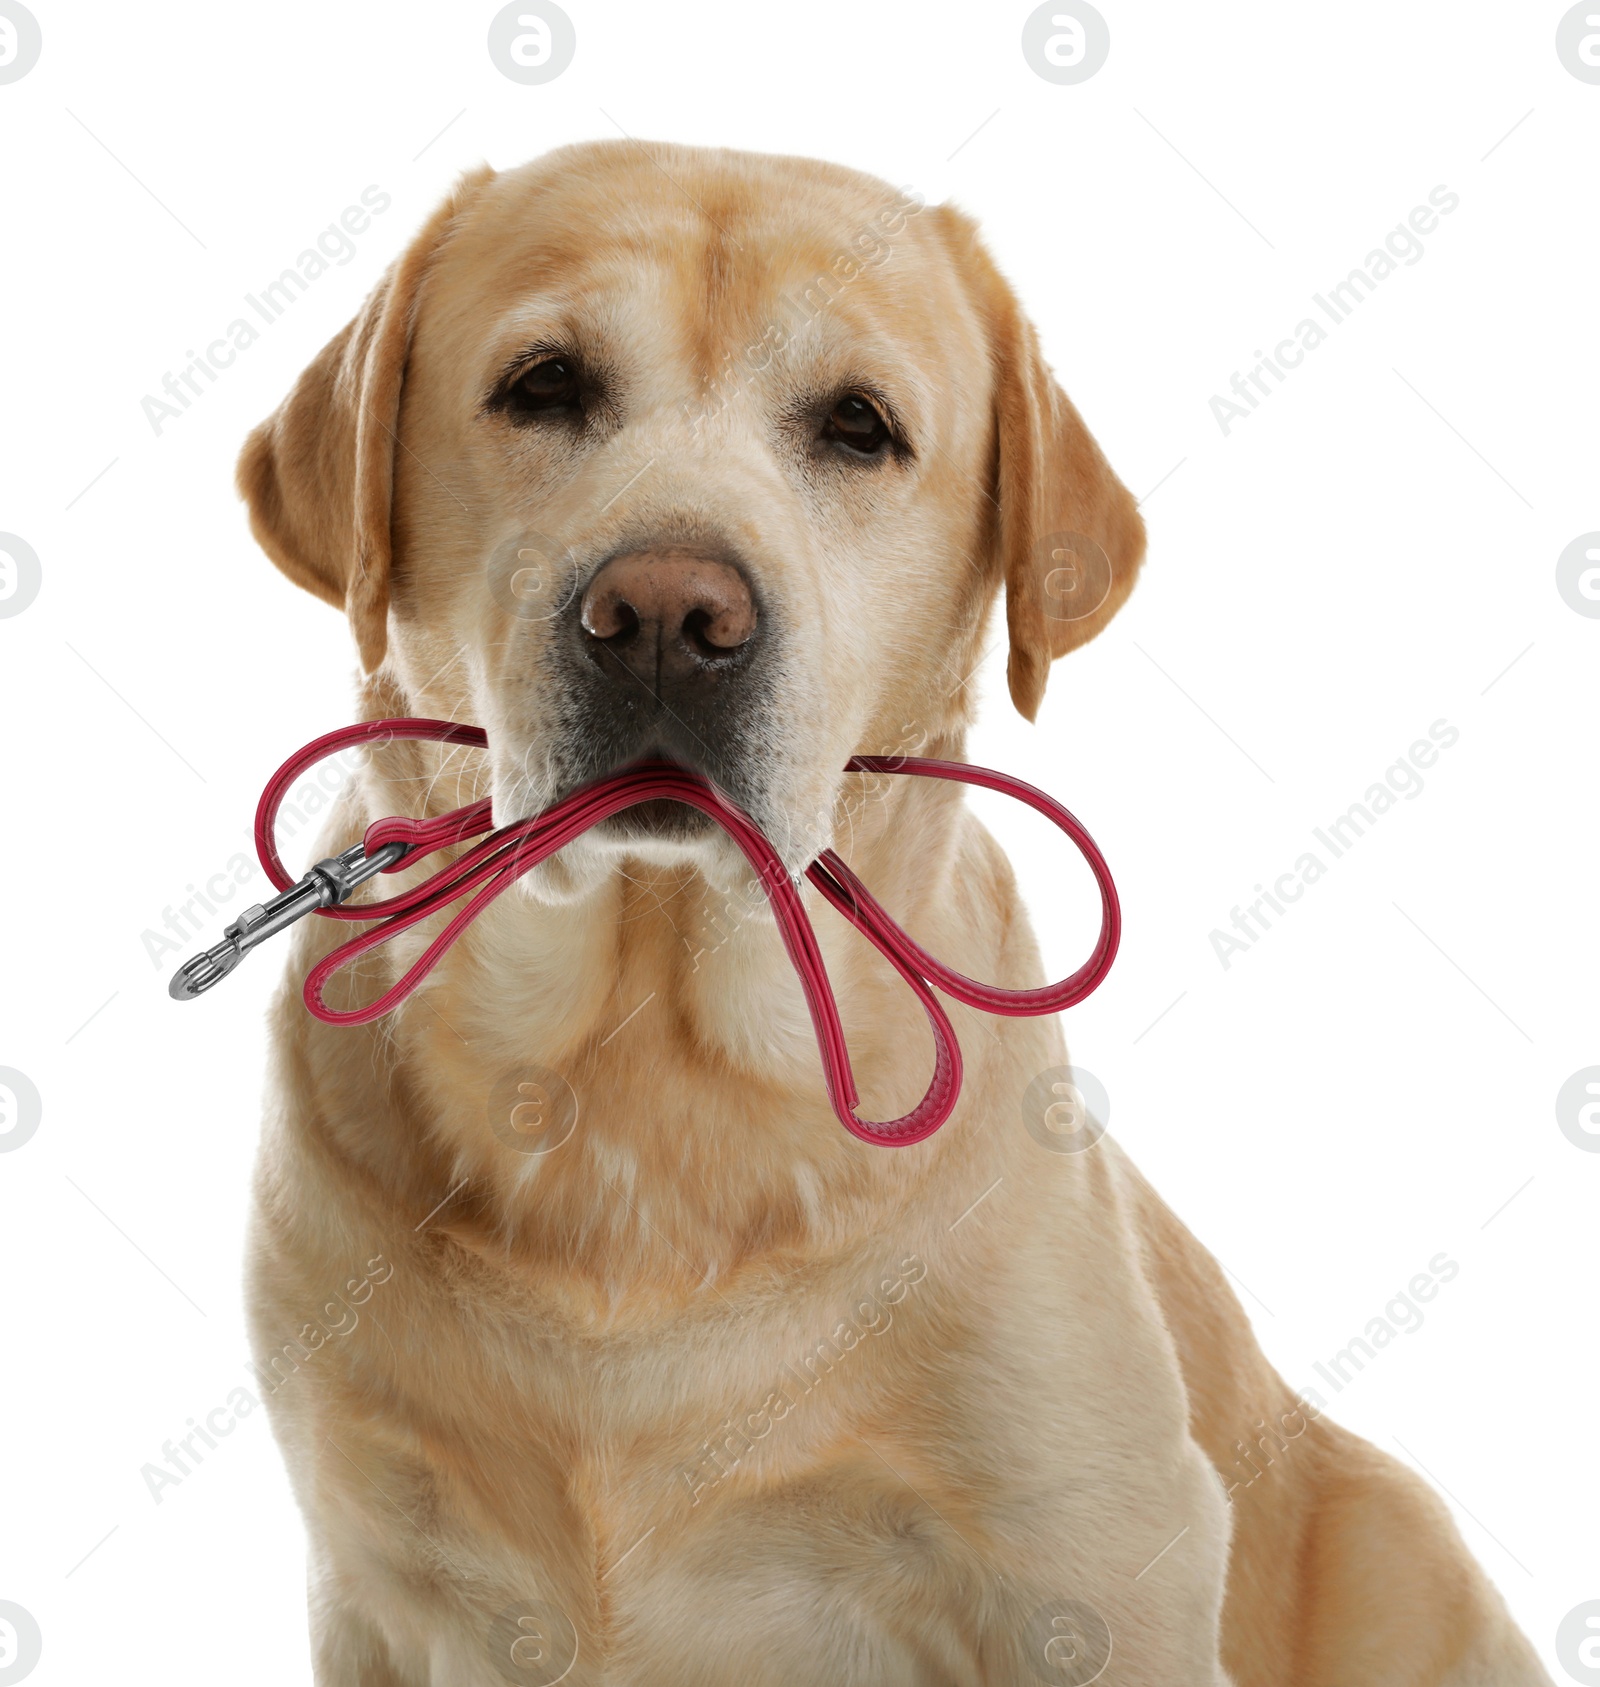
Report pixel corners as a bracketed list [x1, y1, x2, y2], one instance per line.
[409, 1248, 990, 1677]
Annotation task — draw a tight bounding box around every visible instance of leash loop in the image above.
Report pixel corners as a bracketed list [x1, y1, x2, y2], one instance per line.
[172, 720, 1120, 1148]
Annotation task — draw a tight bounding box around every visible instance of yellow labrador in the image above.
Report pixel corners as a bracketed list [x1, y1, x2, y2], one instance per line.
[236, 142, 1550, 1686]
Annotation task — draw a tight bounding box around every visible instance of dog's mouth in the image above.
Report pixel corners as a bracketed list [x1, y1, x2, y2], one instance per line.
[590, 742, 723, 842]
[543, 644, 781, 850]
[523, 534, 788, 852]
[596, 793, 715, 841]
[541, 724, 768, 852]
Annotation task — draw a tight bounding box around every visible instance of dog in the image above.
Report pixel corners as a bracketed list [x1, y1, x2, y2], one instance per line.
[235, 142, 1552, 1685]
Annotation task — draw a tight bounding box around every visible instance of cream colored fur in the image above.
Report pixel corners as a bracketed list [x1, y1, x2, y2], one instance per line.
[236, 142, 1552, 1686]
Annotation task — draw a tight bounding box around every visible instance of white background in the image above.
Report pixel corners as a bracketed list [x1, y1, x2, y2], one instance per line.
[1, 2, 1596, 1681]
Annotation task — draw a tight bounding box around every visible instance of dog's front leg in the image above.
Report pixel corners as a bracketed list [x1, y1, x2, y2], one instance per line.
[306, 1547, 429, 1687]
[305, 1544, 599, 1687]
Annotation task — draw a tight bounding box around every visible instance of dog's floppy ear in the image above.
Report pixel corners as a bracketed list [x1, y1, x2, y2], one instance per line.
[236, 167, 494, 672]
[938, 207, 1146, 721]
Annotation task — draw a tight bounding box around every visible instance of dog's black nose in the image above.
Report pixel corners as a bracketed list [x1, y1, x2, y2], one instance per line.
[579, 547, 757, 694]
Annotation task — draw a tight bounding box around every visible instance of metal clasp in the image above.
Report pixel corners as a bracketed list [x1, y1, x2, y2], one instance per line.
[169, 840, 407, 1001]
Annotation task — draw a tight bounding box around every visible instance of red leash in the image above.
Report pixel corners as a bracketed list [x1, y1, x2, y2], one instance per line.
[173, 719, 1119, 1148]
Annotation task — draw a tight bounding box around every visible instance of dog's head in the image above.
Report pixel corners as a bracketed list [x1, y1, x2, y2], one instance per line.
[239, 142, 1143, 882]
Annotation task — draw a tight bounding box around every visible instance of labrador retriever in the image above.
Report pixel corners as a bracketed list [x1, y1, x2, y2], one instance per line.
[235, 141, 1551, 1686]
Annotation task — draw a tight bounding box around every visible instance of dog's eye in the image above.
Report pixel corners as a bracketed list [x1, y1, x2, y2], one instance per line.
[508, 355, 584, 418]
[822, 392, 892, 457]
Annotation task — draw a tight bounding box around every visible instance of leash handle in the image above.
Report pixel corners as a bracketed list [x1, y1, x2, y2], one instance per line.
[173, 721, 1119, 1148]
